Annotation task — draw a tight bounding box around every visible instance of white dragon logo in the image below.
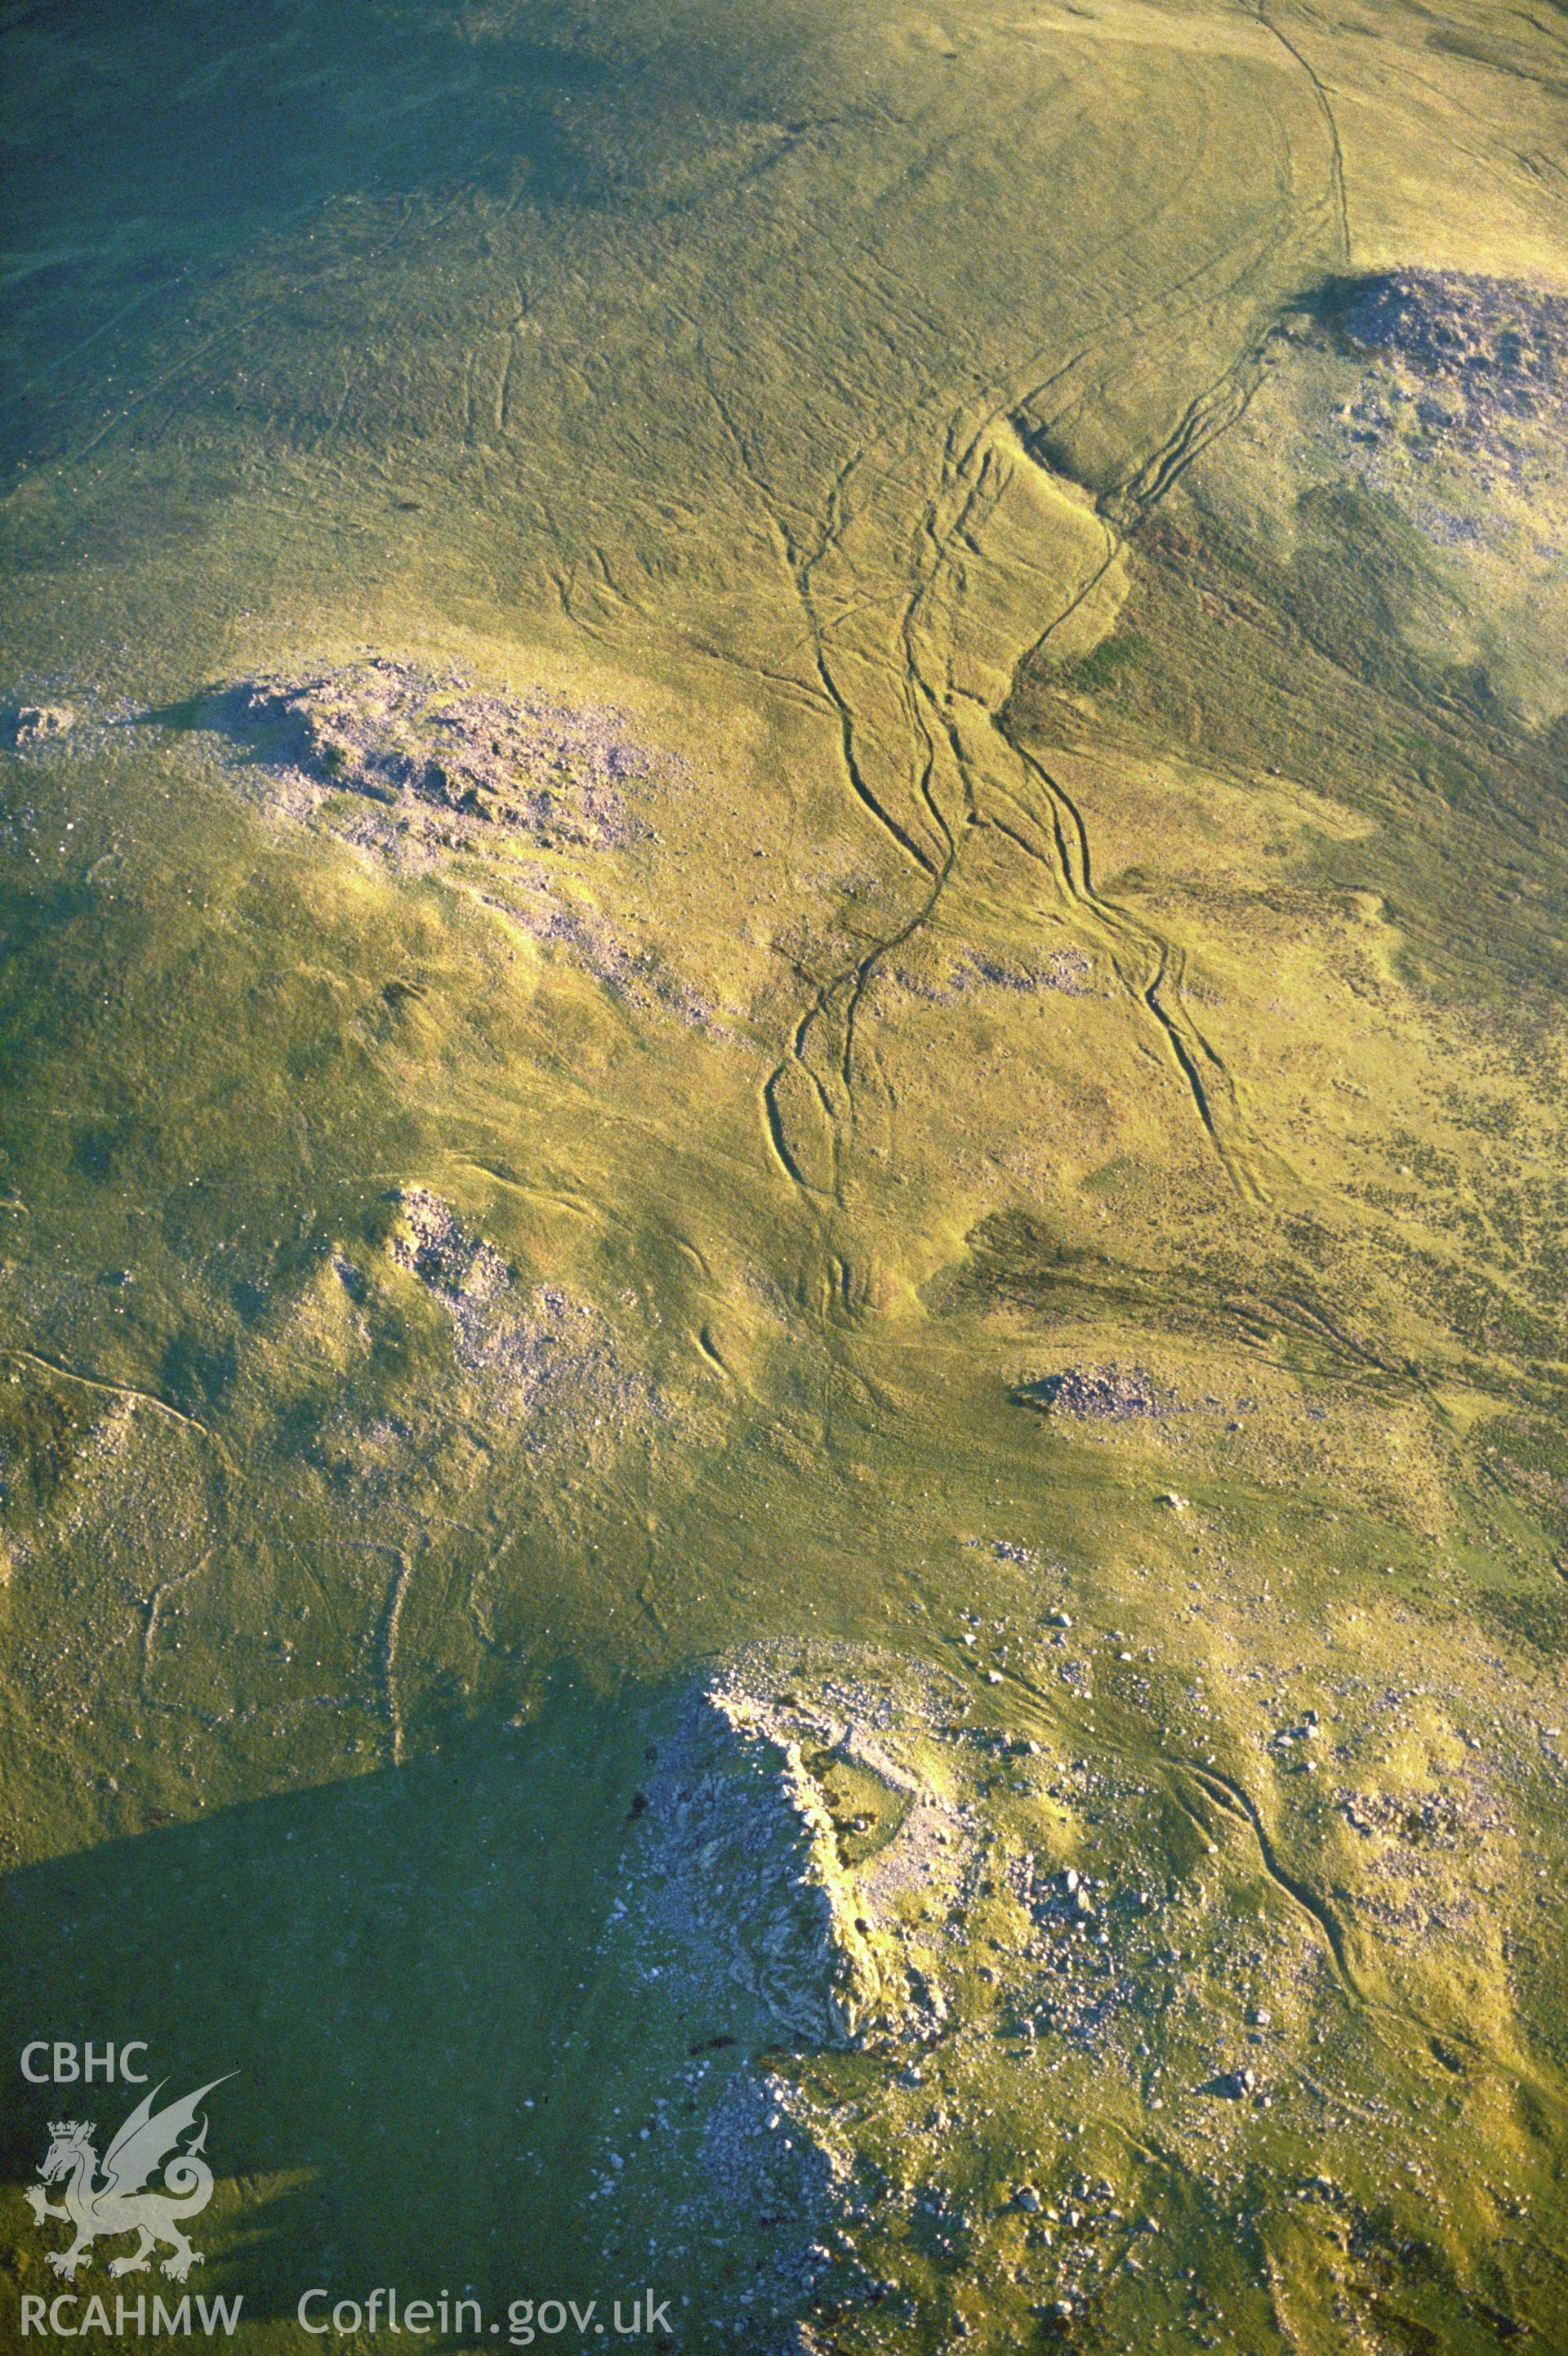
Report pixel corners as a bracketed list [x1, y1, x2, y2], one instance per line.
[24, 2077, 233, 2282]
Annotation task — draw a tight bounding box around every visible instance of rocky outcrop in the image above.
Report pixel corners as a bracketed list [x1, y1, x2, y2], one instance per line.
[1305, 270, 1568, 525]
[595, 1649, 975, 2348]
[211, 659, 716, 1026]
[1338, 271, 1567, 460]
[633, 1673, 889, 2050]
[234, 658, 668, 851]
[11, 704, 74, 745]
[386, 1185, 510, 1307]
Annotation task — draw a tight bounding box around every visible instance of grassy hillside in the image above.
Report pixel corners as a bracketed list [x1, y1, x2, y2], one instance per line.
[2, 3, 1565, 2349]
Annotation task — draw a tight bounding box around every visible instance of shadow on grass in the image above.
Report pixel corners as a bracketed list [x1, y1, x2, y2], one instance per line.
[1, 1671, 662, 2319]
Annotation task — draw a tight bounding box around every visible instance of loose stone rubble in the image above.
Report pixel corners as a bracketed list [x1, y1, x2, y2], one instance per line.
[1012, 1364, 1165, 1421]
[382, 1186, 656, 1435]
[889, 944, 1094, 1004]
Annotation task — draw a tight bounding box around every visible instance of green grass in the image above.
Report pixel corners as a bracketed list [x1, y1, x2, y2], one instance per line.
[2, 2, 1566, 2349]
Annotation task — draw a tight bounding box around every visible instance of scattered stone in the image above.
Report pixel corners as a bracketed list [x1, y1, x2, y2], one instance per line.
[895, 944, 1092, 1003]
[1014, 2185, 1042, 2213]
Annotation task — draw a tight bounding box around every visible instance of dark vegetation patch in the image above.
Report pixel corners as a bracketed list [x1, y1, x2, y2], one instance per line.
[1468, 1577, 1568, 1663]
[0, 1373, 87, 1512]
[1062, 631, 1147, 697]
[70, 1117, 134, 1183]
[927, 1209, 1408, 1386]
[159, 1330, 238, 1417]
